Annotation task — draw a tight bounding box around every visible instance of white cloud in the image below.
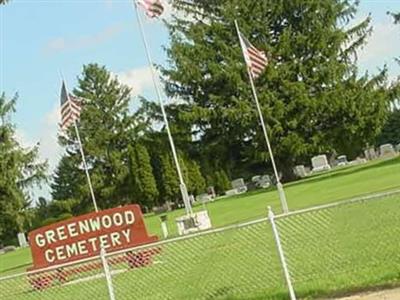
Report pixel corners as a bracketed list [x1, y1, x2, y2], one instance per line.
[114, 66, 154, 96]
[38, 105, 63, 174]
[15, 105, 63, 201]
[44, 23, 125, 54]
[358, 21, 400, 64]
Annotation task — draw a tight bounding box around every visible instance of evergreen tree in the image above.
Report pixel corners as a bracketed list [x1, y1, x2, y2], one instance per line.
[51, 154, 84, 202]
[126, 143, 159, 208]
[214, 170, 231, 195]
[53, 64, 142, 210]
[159, 154, 180, 203]
[0, 93, 46, 244]
[376, 109, 400, 146]
[185, 158, 206, 196]
[162, 0, 394, 180]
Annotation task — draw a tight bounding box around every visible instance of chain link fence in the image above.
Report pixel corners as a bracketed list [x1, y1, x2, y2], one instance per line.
[0, 255, 110, 300]
[276, 194, 400, 299]
[0, 219, 287, 300]
[1, 192, 400, 300]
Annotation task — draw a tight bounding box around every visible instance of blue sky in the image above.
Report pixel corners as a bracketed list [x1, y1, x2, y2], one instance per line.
[1, 0, 399, 201]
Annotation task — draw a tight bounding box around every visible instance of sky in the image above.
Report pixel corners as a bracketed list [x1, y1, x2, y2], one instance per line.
[1, 0, 400, 202]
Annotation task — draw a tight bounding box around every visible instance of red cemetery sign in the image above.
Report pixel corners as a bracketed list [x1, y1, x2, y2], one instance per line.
[28, 204, 158, 269]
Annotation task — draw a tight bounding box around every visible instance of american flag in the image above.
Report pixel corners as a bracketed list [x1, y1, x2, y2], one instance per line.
[60, 81, 82, 130]
[238, 32, 268, 79]
[137, 0, 164, 18]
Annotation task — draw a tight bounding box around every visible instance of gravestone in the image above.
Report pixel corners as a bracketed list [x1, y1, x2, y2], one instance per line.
[160, 215, 168, 238]
[176, 210, 212, 235]
[225, 189, 239, 196]
[293, 165, 307, 178]
[231, 178, 247, 194]
[336, 155, 348, 167]
[251, 175, 271, 188]
[396, 143, 400, 153]
[311, 155, 331, 173]
[196, 193, 212, 203]
[207, 186, 216, 199]
[364, 147, 377, 160]
[348, 157, 367, 166]
[17, 232, 28, 248]
[379, 144, 396, 157]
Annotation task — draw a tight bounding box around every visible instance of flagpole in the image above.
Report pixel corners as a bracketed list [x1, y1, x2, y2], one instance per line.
[72, 120, 98, 213]
[234, 20, 289, 214]
[62, 78, 99, 213]
[133, 1, 193, 215]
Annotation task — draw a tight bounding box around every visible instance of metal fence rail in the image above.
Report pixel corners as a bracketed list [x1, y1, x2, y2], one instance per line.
[0, 256, 109, 300]
[0, 219, 287, 300]
[276, 194, 400, 299]
[104, 219, 287, 300]
[1, 192, 400, 300]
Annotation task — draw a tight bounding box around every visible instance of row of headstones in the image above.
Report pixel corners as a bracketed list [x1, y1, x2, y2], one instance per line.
[194, 175, 273, 202]
[294, 143, 400, 178]
[175, 142, 400, 205]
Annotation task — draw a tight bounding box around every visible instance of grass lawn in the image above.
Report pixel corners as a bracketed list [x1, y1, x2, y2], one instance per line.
[1, 194, 400, 300]
[0, 156, 399, 299]
[144, 156, 400, 237]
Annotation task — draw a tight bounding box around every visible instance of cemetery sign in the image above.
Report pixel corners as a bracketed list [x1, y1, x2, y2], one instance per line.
[28, 205, 158, 269]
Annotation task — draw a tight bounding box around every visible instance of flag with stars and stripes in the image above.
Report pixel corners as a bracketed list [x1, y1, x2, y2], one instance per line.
[238, 31, 268, 79]
[137, 0, 164, 18]
[60, 81, 82, 130]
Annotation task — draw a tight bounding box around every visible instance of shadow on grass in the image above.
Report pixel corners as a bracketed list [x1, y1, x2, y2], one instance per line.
[0, 262, 32, 275]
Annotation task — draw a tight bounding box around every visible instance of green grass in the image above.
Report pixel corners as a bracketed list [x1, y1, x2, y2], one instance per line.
[0, 247, 32, 276]
[2, 194, 400, 300]
[145, 156, 400, 237]
[1, 156, 400, 299]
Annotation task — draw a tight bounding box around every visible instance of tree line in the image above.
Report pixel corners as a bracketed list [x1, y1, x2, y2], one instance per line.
[1, 1, 399, 245]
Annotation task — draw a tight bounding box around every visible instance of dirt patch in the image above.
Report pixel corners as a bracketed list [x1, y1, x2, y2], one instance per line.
[330, 287, 400, 300]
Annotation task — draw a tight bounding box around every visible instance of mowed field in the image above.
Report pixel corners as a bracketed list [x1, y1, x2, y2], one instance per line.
[1, 156, 400, 300]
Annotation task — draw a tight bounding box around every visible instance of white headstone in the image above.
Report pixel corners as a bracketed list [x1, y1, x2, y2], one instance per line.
[379, 144, 396, 157]
[17, 232, 28, 248]
[196, 193, 212, 202]
[396, 143, 400, 152]
[364, 148, 377, 160]
[293, 165, 307, 178]
[311, 155, 331, 173]
[251, 175, 271, 188]
[225, 189, 239, 196]
[336, 155, 348, 167]
[175, 210, 212, 235]
[231, 178, 247, 194]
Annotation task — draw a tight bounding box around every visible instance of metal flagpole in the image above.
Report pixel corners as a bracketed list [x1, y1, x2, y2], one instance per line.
[63, 78, 114, 300]
[63, 79, 99, 213]
[72, 120, 98, 213]
[234, 20, 289, 214]
[133, 1, 193, 215]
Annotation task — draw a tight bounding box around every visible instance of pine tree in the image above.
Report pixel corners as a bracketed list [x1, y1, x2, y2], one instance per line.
[159, 154, 180, 203]
[51, 154, 84, 202]
[214, 170, 231, 195]
[53, 64, 143, 210]
[0, 93, 46, 244]
[185, 158, 206, 196]
[376, 109, 400, 146]
[162, 0, 394, 180]
[126, 144, 159, 208]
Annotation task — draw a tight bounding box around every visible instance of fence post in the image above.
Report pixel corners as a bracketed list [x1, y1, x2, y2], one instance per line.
[100, 248, 116, 300]
[268, 206, 297, 300]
